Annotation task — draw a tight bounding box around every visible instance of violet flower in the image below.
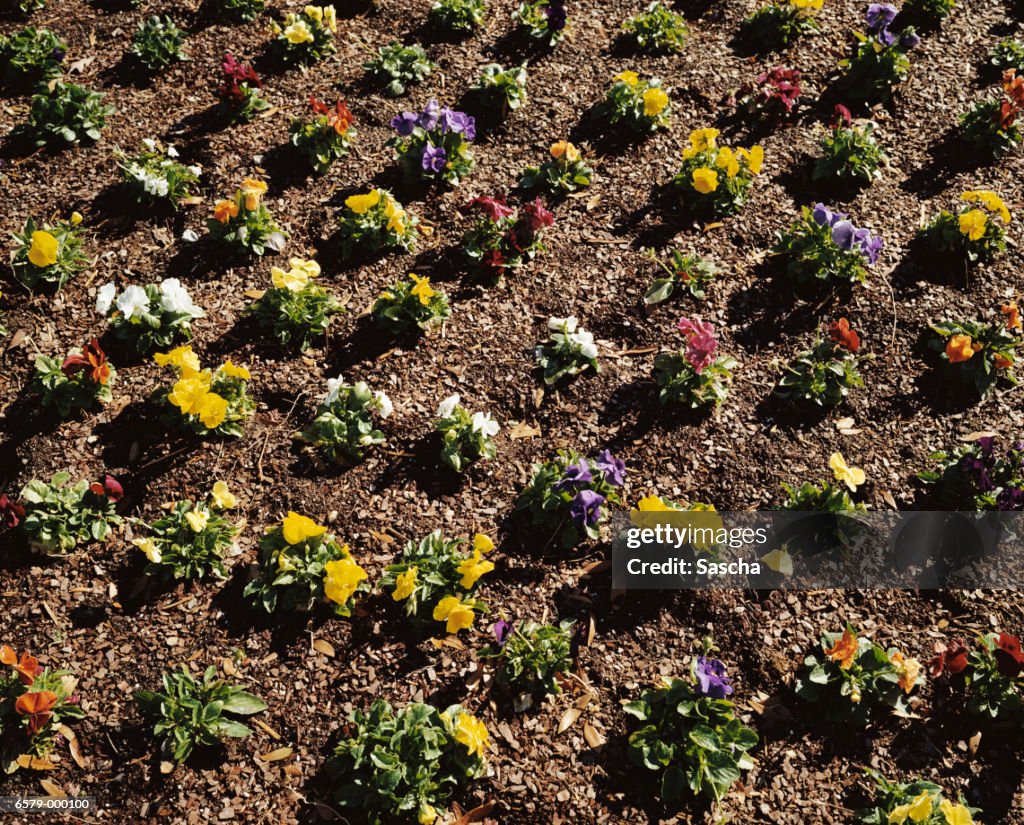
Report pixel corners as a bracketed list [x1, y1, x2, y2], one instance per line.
[391, 110, 419, 137]
[678, 316, 718, 374]
[421, 144, 448, 173]
[866, 3, 897, 32]
[812, 203, 848, 228]
[493, 620, 514, 647]
[439, 108, 477, 141]
[695, 656, 734, 699]
[595, 449, 626, 487]
[555, 459, 594, 491]
[417, 99, 441, 131]
[568, 489, 605, 528]
[998, 488, 1024, 511]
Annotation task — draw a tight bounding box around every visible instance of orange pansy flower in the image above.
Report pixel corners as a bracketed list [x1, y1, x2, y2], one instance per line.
[824, 627, 858, 670]
[15, 690, 58, 734]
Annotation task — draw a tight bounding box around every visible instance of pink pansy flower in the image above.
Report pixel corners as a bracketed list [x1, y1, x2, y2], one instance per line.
[677, 316, 718, 374]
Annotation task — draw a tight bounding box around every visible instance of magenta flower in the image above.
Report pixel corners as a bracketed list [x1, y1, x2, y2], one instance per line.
[677, 316, 718, 374]
[464, 195, 515, 222]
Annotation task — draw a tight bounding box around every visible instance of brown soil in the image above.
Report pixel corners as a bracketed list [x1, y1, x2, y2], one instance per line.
[1, 0, 1024, 822]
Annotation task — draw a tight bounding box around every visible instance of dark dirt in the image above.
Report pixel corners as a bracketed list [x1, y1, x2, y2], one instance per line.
[2, 0, 1024, 822]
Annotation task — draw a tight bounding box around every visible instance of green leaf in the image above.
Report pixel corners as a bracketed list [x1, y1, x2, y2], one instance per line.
[221, 690, 268, 715]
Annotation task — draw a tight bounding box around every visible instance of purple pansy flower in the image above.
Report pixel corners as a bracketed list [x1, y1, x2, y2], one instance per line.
[545, 0, 568, 32]
[899, 30, 920, 49]
[695, 656, 734, 699]
[568, 489, 605, 528]
[555, 459, 594, 491]
[997, 488, 1024, 511]
[421, 144, 448, 173]
[494, 620, 514, 647]
[391, 110, 419, 137]
[866, 3, 897, 31]
[812, 203, 848, 228]
[855, 228, 883, 265]
[438, 108, 477, 141]
[417, 99, 441, 131]
[595, 449, 626, 487]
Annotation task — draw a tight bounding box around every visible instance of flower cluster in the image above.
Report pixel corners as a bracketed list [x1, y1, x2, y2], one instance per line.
[732, 67, 803, 119]
[363, 42, 435, 97]
[208, 177, 286, 256]
[741, 0, 822, 51]
[271, 5, 337, 64]
[775, 203, 883, 287]
[379, 531, 493, 633]
[97, 278, 204, 354]
[643, 249, 719, 304]
[434, 394, 500, 472]
[516, 449, 625, 547]
[244, 512, 369, 615]
[478, 619, 575, 710]
[776, 318, 869, 407]
[0, 645, 84, 771]
[839, 4, 919, 103]
[919, 435, 1024, 510]
[133, 482, 240, 581]
[390, 99, 476, 185]
[931, 632, 1024, 719]
[16, 471, 122, 555]
[216, 53, 269, 122]
[535, 315, 600, 385]
[519, 140, 592, 195]
[116, 138, 201, 209]
[296, 378, 392, 464]
[813, 104, 887, 184]
[514, 0, 567, 46]
[919, 189, 1011, 264]
[779, 453, 868, 515]
[338, 188, 418, 258]
[461, 195, 553, 277]
[672, 128, 763, 218]
[929, 310, 1018, 400]
[11, 214, 86, 289]
[961, 69, 1024, 157]
[622, 2, 688, 54]
[289, 96, 355, 175]
[31, 337, 115, 417]
[154, 345, 255, 437]
[604, 70, 671, 133]
[857, 771, 979, 825]
[653, 316, 736, 409]
[371, 273, 450, 334]
[795, 625, 923, 723]
[247, 257, 343, 350]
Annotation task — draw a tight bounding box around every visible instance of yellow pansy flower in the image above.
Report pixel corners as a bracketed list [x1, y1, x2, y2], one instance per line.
[550, 140, 580, 162]
[323, 554, 368, 606]
[829, 451, 865, 492]
[383, 197, 407, 234]
[281, 511, 327, 545]
[615, 70, 639, 86]
[345, 190, 381, 214]
[939, 799, 974, 825]
[457, 550, 494, 590]
[692, 167, 719, 194]
[291, 257, 321, 279]
[473, 533, 494, 554]
[271, 265, 309, 291]
[962, 190, 1010, 223]
[168, 372, 213, 415]
[219, 360, 251, 380]
[453, 712, 489, 759]
[185, 509, 209, 532]
[304, 4, 323, 21]
[214, 199, 239, 223]
[196, 392, 228, 429]
[392, 567, 418, 601]
[284, 19, 314, 44]
[689, 128, 720, 153]
[791, 0, 823, 8]
[433, 595, 476, 633]
[636, 494, 670, 511]
[418, 804, 437, 825]
[715, 146, 740, 178]
[155, 344, 201, 377]
[888, 791, 933, 823]
[642, 87, 669, 116]
[409, 274, 434, 306]
[211, 481, 237, 510]
[133, 537, 162, 564]
[761, 548, 793, 576]
[323, 5, 337, 31]
[27, 230, 59, 268]
[240, 178, 268, 211]
[743, 145, 765, 174]
[958, 209, 988, 241]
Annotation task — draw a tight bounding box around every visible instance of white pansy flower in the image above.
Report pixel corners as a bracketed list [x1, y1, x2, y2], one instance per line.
[96, 282, 117, 315]
[187, 165, 202, 177]
[548, 315, 577, 333]
[116, 285, 150, 319]
[324, 376, 344, 405]
[141, 137, 158, 152]
[159, 278, 199, 315]
[374, 391, 393, 419]
[471, 411, 500, 437]
[437, 394, 461, 418]
[571, 329, 598, 360]
[166, 144, 179, 158]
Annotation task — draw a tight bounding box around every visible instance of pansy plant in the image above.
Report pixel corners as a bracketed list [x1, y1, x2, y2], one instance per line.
[17, 472, 123, 555]
[838, 4, 919, 104]
[290, 96, 355, 175]
[247, 257, 343, 350]
[775, 203, 883, 287]
[918, 434, 1024, 511]
[13, 81, 113, 148]
[326, 699, 488, 825]
[732, 67, 802, 120]
[364, 43, 435, 97]
[207, 177, 286, 256]
[270, 5, 337, 64]
[929, 310, 1018, 400]
[478, 619, 574, 711]
[470, 63, 528, 119]
[624, 651, 758, 802]
[604, 71, 671, 133]
[813, 105, 887, 184]
[461, 195, 553, 278]
[378, 531, 493, 633]
[0, 26, 66, 88]
[515, 449, 625, 548]
[776, 318, 868, 407]
[535, 315, 600, 385]
[643, 249, 719, 304]
[623, 3, 688, 54]
[673, 128, 763, 219]
[992, 38, 1024, 74]
[131, 15, 187, 72]
[97, 278, 204, 355]
[0, 645, 84, 771]
[216, 53, 270, 123]
[430, 0, 486, 32]
[11, 214, 86, 289]
[961, 69, 1024, 157]
[779, 452, 869, 514]
[389, 99, 476, 185]
[794, 625, 923, 724]
[371, 274, 450, 335]
[116, 139, 201, 209]
[519, 140, 593, 196]
[244, 512, 369, 615]
[214, 0, 264, 22]
[514, 0, 567, 46]
[919, 190, 1011, 264]
[31, 338, 115, 417]
[434, 394, 500, 473]
[154, 345, 255, 438]
[741, 0, 822, 51]
[337, 189, 418, 258]
[296, 378, 392, 464]
[931, 633, 1024, 719]
[857, 770, 979, 825]
[654, 316, 736, 409]
[132, 482, 241, 581]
